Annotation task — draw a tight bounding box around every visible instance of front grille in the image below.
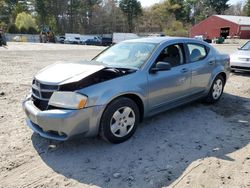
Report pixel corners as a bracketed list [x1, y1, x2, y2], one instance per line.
[32, 88, 40, 97]
[239, 58, 250, 62]
[33, 99, 49, 111]
[41, 91, 53, 99]
[32, 79, 59, 101]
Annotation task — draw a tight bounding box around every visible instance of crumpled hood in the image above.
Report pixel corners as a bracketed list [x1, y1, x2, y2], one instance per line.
[35, 61, 105, 85]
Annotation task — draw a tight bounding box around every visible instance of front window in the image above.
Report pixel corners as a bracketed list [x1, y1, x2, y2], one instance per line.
[240, 41, 250, 50]
[155, 44, 185, 67]
[94, 42, 157, 68]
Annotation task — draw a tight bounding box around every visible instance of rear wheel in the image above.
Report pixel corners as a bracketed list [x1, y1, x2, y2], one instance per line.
[205, 75, 225, 103]
[100, 97, 139, 143]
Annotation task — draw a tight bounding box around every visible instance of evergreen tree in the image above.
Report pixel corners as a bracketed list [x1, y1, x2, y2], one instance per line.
[204, 0, 229, 14]
[245, 0, 250, 16]
[119, 0, 142, 32]
[34, 0, 47, 25]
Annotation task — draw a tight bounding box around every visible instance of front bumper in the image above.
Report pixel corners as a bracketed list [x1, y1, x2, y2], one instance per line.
[230, 60, 250, 72]
[22, 98, 105, 141]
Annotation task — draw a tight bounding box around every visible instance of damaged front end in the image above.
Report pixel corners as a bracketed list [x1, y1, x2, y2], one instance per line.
[23, 63, 137, 140]
[31, 66, 136, 111]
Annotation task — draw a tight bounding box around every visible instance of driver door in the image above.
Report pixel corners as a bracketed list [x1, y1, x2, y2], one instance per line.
[147, 43, 191, 113]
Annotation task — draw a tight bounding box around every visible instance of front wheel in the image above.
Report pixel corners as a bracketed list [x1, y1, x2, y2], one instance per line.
[99, 97, 140, 143]
[205, 75, 225, 103]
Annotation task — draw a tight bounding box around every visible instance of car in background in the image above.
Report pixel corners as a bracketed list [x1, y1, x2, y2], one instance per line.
[64, 36, 81, 44]
[84, 36, 102, 45]
[64, 33, 82, 44]
[56, 36, 65, 44]
[230, 40, 250, 72]
[101, 36, 112, 46]
[84, 36, 112, 46]
[23, 37, 230, 143]
[194, 35, 212, 43]
[194, 35, 204, 41]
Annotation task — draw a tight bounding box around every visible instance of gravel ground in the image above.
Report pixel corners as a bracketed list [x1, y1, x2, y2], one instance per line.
[0, 42, 249, 188]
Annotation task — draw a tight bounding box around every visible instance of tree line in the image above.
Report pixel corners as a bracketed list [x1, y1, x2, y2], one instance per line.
[0, 0, 249, 36]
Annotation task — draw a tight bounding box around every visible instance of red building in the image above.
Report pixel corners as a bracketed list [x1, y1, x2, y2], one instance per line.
[190, 15, 250, 39]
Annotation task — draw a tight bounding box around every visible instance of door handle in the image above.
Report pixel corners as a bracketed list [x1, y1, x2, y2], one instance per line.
[181, 68, 188, 73]
[209, 60, 216, 65]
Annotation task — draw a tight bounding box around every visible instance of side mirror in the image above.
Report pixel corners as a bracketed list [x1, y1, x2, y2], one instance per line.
[150, 61, 172, 73]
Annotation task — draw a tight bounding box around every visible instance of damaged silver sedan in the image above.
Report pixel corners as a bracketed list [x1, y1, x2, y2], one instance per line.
[23, 37, 230, 143]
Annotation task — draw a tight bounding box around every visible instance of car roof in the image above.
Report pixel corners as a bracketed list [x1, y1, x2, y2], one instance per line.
[123, 37, 198, 44]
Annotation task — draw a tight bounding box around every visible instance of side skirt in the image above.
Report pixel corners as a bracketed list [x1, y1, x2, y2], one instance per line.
[146, 91, 206, 117]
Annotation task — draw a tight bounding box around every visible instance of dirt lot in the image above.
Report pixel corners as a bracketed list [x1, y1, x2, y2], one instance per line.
[0, 42, 249, 188]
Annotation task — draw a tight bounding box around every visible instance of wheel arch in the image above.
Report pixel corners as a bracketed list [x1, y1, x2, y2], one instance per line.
[103, 93, 145, 123]
[208, 71, 227, 90]
[205, 71, 226, 103]
[120, 94, 144, 122]
[217, 72, 227, 83]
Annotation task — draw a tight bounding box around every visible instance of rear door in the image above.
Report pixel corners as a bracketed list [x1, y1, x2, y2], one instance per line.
[185, 43, 215, 94]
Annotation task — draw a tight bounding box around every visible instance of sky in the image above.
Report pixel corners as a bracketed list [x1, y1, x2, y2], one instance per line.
[139, 0, 246, 8]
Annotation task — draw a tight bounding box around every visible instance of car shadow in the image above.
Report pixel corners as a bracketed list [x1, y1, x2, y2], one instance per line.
[31, 92, 250, 188]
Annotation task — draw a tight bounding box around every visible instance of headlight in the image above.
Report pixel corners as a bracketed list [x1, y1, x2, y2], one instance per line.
[49, 92, 87, 109]
[230, 55, 237, 61]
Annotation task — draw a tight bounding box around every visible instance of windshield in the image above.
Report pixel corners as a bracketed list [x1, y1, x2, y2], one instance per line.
[94, 42, 157, 68]
[240, 41, 250, 50]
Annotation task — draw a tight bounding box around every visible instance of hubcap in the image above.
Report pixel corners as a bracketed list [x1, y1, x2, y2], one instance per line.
[110, 107, 135, 137]
[212, 79, 223, 100]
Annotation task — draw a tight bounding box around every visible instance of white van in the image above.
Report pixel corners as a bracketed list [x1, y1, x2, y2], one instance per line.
[112, 33, 139, 44]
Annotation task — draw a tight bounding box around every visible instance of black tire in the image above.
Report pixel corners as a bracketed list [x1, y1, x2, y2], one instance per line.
[100, 97, 140, 143]
[205, 75, 225, 103]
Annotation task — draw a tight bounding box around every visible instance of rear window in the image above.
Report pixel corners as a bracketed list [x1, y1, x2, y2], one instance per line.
[187, 44, 208, 62]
